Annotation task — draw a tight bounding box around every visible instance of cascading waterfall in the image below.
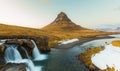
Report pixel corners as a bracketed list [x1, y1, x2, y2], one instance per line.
[5, 46, 22, 63]
[31, 40, 47, 61]
[21, 47, 30, 59]
[4, 44, 42, 71]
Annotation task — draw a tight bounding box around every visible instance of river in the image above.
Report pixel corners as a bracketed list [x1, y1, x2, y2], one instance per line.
[0, 35, 120, 71]
[37, 35, 120, 71]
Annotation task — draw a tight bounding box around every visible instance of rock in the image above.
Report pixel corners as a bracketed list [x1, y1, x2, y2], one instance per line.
[35, 37, 50, 53]
[0, 45, 6, 64]
[0, 63, 26, 71]
[21, 40, 34, 57]
[5, 39, 23, 45]
[4, 37, 50, 58]
[4, 39, 34, 58]
[89, 64, 96, 71]
[0, 44, 6, 57]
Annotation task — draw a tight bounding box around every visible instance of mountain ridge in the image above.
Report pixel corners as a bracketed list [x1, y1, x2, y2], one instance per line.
[42, 12, 86, 31]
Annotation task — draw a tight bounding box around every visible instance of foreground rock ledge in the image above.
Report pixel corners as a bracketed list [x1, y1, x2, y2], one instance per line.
[0, 63, 26, 71]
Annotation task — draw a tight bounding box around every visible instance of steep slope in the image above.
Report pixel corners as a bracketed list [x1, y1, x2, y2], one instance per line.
[42, 12, 86, 31]
[41, 12, 117, 41]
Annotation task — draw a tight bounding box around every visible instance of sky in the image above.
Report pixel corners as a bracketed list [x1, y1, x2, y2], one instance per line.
[0, 0, 120, 29]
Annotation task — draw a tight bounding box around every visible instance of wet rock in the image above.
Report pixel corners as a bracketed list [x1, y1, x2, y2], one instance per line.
[21, 40, 34, 57]
[35, 37, 50, 53]
[0, 45, 6, 64]
[0, 63, 26, 71]
[0, 44, 6, 57]
[4, 39, 34, 58]
[5, 39, 23, 46]
[89, 64, 96, 71]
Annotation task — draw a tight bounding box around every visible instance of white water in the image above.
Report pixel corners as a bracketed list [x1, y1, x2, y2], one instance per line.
[4, 45, 42, 71]
[5, 46, 22, 63]
[21, 47, 30, 59]
[31, 40, 47, 61]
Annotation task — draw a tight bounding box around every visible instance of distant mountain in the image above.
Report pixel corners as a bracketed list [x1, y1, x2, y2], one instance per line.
[42, 12, 86, 31]
[40, 12, 118, 41]
[97, 27, 120, 32]
[0, 12, 117, 48]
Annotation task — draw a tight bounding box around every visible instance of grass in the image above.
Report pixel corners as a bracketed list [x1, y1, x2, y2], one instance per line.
[0, 24, 45, 37]
[79, 47, 105, 66]
[42, 23, 119, 47]
[79, 46, 116, 71]
[112, 40, 120, 47]
[0, 23, 119, 47]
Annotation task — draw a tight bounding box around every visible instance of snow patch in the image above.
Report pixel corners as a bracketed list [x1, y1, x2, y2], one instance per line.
[91, 44, 120, 71]
[59, 38, 79, 45]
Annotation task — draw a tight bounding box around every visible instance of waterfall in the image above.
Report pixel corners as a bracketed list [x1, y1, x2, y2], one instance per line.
[21, 47, 30, 59]
[31, 40, 47, 61]
[4, 45, 42, 71]
[5, 45, 22, 63]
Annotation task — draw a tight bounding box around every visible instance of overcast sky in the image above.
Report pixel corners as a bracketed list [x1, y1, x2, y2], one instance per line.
[0, 0, 120, 28]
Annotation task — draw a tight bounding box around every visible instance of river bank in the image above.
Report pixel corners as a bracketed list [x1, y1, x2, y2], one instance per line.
[78, 37, 120, 71]
[55, 35, 114, 49]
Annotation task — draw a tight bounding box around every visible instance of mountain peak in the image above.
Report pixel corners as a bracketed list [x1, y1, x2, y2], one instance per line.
[57, 12, 67, 19]
[42, 12, 85, 31]
[51, 12, 73, 25]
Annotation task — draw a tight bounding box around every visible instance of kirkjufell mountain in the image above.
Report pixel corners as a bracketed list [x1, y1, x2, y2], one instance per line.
[51, 12, 79, 25]
[42, 12, 86, 31]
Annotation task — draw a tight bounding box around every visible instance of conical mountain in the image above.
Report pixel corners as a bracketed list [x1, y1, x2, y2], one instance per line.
[42, 12, 85, 31]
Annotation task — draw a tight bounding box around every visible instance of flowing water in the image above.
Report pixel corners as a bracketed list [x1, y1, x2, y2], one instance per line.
[41, 35, 120, 71]
[3, 40, 47, 71]
[31, 40, 47, 61]
[5, 45, 22, 63]
[1, 35, 120, 71]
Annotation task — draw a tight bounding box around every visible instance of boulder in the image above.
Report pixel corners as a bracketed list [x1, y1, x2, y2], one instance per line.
[0, 45, 6, 64]
[0, 44, 6, 57]
[21, 39, 34, 58]
[0, 63, 26, 71]
[35, 37, 50, 53]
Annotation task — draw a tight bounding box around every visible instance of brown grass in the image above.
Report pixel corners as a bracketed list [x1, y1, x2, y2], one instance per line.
[79, 47, 116, 71]
[0, 24, 119, 47]
[112, 40, 120, 47]
[79, 47, 105, 66]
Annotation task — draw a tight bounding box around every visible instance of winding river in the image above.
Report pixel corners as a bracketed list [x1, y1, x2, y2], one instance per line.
[37, 35, 120, 71]
[0, 35, 120, 71]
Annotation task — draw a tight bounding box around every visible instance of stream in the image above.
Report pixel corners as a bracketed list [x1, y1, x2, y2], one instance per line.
[41, 35, 120, 71]
[0, 34, 120, 71]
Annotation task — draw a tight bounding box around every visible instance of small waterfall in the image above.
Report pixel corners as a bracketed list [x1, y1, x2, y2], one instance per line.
[4, 45, 42, 71]
[21, 47, 30, 59]
[5, 46, 22, 63]
[31, 40, 47, 61]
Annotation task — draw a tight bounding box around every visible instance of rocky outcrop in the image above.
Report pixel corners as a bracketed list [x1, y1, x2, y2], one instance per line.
[35, 37, 50, 53]
[52, 12, 75, 25]
[0, 63, 26, 71]
[4, 39, 34, 58]
[0, 44, 6, 57]
[0, 45, 6, 64]
[43, 12, 85, 31]
[4, 38, 50, 56]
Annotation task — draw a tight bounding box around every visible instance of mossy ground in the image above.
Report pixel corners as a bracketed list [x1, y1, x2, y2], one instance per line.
[79, 46, 115, 71]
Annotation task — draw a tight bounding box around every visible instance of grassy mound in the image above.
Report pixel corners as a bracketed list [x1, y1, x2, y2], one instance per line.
[79, 46, 116, 71]
[79, 47, 104, 66]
